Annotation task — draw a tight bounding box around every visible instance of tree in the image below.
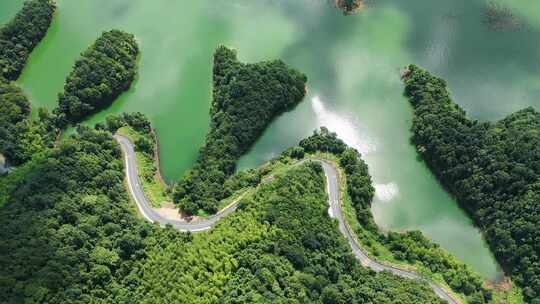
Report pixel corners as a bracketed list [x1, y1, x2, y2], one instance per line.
[173, 46, 307, 214]
[56, 30, 139, 124]
[403, 64, 540, 302]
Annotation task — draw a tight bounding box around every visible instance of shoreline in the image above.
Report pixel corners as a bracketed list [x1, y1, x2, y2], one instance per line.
[151, 127, 168, 187]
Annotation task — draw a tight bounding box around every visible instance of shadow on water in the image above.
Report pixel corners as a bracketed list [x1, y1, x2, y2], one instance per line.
[390, 0, 540, 119]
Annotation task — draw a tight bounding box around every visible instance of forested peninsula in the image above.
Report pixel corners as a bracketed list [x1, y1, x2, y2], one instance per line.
[403, 65, 540, 303]
[0, 2, 532, 303]
[0, 28, 138, 167]
[56, 30, 139, 125]
[0, 1, 139, 167]
[0, 0, 56, 81]
[174, 46, 307, 215]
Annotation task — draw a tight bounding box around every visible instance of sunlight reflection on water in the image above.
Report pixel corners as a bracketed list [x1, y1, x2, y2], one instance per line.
[311, 95, 376, 155]
[374, 182, 400, 202]
[312, 94, 400, 204]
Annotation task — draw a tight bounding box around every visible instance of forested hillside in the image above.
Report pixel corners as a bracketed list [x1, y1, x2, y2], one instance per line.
[0, 0, 56, 81]
[0, 127, 154, 303]
[297, 128, 495, 303]
[0, 81, 56, 165]
[0, 1, 57, 166]
[0, 124, 447, 303]
[56, 30, 139, 125]
[174, 46, 307, 214]
[403, 65, 540, 303]
[125, 162, 444, 303]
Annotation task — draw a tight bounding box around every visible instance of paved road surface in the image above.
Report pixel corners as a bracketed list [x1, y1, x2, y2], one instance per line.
[116, 135, 240, 232]
[116, 134, 458, 304]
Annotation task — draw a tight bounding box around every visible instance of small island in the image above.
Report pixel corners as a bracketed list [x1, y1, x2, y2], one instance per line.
[336, 0, 363, 14]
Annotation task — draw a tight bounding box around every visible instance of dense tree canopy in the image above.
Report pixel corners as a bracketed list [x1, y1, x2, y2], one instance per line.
[137, 162, 444, 303]
[338, 0, 362, 13]
[0, 81, 30, 135]
[0, 125, 446, 303]
[0, 6, 509, 300]
[56, 30, 139, 125]
[174, 46, 307, 214]
[0, 81, 57, 165]
[0, 0, 56, 80]
[297, 128, 494, 303]
[299, 126, 347, 155]
[0, 0, 57, 166]
[403, 65, 540, 303]
[0, 127, 154, 303]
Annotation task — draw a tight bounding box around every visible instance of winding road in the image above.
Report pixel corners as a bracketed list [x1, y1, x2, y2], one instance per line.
[116, 134, 459, 304]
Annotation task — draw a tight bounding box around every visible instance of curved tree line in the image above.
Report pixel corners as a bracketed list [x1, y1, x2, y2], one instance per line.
[0, 0, 56, 81]
[0, 0, 57, 166]
[403, 65, 539, 303]
[294, 127, 495, 303]
[0, 6, 450, 297]
[0, 121, 448, 303]
[0, 1, 139, 167]
[55, 30, 139, 126]
[173, 46, 307, 215]
[0, 2, 529, 303]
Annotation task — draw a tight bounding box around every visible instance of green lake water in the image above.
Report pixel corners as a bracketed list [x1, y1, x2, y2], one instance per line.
[3, 0, 540, 280]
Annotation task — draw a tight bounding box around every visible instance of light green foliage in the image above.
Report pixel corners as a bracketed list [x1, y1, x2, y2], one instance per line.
[114, 117, 170, 208]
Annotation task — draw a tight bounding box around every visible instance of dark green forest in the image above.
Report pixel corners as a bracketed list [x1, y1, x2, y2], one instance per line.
[403, 65, 540, 303]
[0, 0, 55, 81]
[0, 127, 153, 303]
[0, 6, 139, 167]
[1, 2, 533, 303]
[56, 30, 139, 125]
[0, 0, 57, 166]
[0, 125, 446, 303]
[296, 128, 493, 303]
[0, 81, 57, 165]
[174, 46, 307, 215]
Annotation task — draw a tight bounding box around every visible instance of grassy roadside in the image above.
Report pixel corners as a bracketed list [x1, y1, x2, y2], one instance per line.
[117, 126, 171, 208]
[309, 152, 524, 304]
